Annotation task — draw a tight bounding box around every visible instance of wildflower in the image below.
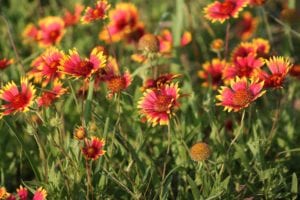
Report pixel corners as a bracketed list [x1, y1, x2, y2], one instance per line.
[138, 83, 180, 126]
[60, 47, 106, 79]
[142, 74, 182, 91]
[252, 38, 270, 58]
[289, 64, 300, 78]
[210, 38, 224, 52]
[198, 58, 227, 89]
[99, 3, 140, 43]
[223, 53, 264, 81]
[22, 24, 39, 43]
[0, 77, 36, 117]
[74, 126, 86, 140]
[6, 193, 16, 200]
[190, 142, 211, 161]
[124, 23, 145, 44]
[204, 0, 249, 23]
[81, 0, 110, 23]
[231, 42, 257, 62]
[33, 187, 47, 200]
[138, 34, 160, 53]
[0, 187, 8, 199]
[106, 71, 132, 94]
[37, 16, 66, 47]
[236, 11, 258, 41]
[29, 47, 64, 86]
[17, 186, 28, 200]
[63, 4, 84, 27]
[157, 29, 192, 54]
[216, 77, 265, 112]
[0, 56, 14, 70]
[82, 137, 106, 160]
[37, 80, 67, 107]
[255, 56, 292, 88]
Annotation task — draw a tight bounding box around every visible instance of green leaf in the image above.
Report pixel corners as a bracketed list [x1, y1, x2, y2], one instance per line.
[187, 174, 201, 200]
[291, 173, 298, 200]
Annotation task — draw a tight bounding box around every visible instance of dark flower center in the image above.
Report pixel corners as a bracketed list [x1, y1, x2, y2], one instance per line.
[233, 89, 254, 107]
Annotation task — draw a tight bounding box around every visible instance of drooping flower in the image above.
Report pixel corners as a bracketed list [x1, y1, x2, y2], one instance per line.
[223, 53, 264, 81]
[255, 56, 292, 88]
[81, 0, 110, 23]
[99, 3, 140, 43]
[37, 16, 66, 47]
[82, 137, 106, 160]
[60, 47, 106, 79]
[0, 77, 36, 117]
[190, 142, 211, 161]
[204, 0, 249, 23]
[63, 4, 84, 27]
[17, 186, 28, 200]
[198, 58, 227, 89]
[138, 83, 181, 126]
[37, 80, 67, 107]
[29, 47, 64, 86]
[236, 11, 258, 41]
[33, 187, 47, 200]
[142, 74, 182, 91]
[216, 77, 265, 112]
[0, 56, 14, 70]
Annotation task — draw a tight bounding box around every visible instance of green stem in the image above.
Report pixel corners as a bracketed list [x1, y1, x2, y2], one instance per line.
[84, 78, 95, 126]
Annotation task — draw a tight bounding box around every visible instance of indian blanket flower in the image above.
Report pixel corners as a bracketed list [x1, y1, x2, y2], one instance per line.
[255, 56, 292, 88]
[223, 53, 264, 81]
[252, 38, 270, 58]
[37, 80, 67, 107]
[17, 186, 28, 200]
[82, 137, 106, 160]
[22, 23, 39, 43]
[74, 126, 86, 140]
[204, 0, 249, 23]
[0, 77, 36, 117]
[210, 38, 224, 52]
[60, 47, 106, 79]
[33, 187, 47, 200]
[99, 2, 140, 43]
[82, 0, 110, 23]
[63, 4, 84, 27]
[216, 77, 265, 112]
[37, 16, 66, 47]
[190, 142, 211, 162]
[158, 29, 192, 54]
[231, 42, 257, 62]
[0, 187, 8, 199]
[0, 56, 14, 70]
[289, 64, 300, 78]
[142, 74, 182, 91]
[138, 33, 160, 53]
[236, 11, 258, 41]
[29, 47, 64, 86]
[198, 58, 227, 89]
[138, 83, 180, 126]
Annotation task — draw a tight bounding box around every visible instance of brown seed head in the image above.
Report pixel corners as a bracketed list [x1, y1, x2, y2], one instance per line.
[189, 142, 211, 161]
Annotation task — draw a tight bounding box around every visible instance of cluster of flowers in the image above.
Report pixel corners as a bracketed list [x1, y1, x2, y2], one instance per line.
[199, 0, 293, 112]
[0, 186, 46, 200]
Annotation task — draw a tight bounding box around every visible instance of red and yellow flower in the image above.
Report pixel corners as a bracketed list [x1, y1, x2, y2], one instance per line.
[138, 83, 180, 126]
[60, 47, 106, 79]
[99, 3, 140, 43]
[0, 56, 14, 70]
[0, 187, 8, 199]
[37, 16, 66, 47]
[216, 77, 265, 112]
[37, 81, 67, 107]
[82, 137, 106, 160]
[204, 0, 249, 23]
[255, 56, 292, 88]
[223, 53, 264, 81]
[81, 0, 110, 23]
[17, 186, 28, 200]
[198, 58, 227, 89]
[63, 4, 84, 27]
[33, 187, 47, 200]
[236, 11, 258, 41]
[29, 47, 64, 86]
[0, 77, 36, 117]
[252, 38, 270, 58]
[22, 23, 39, 43]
